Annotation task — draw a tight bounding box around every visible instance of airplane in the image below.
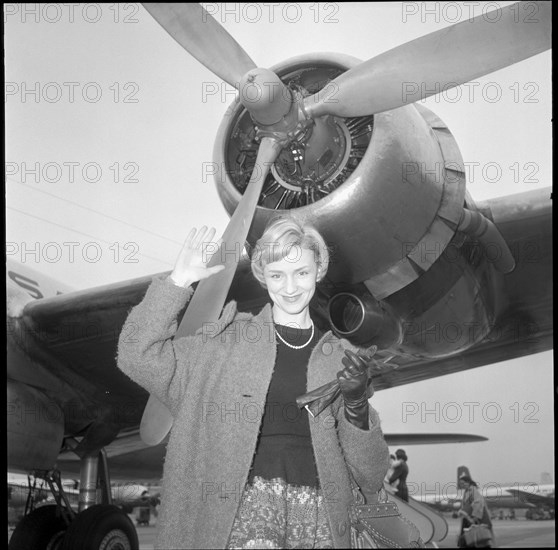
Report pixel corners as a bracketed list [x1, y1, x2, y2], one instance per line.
[7, 472, 50, 523]
[7, 472, 160, 522]
[412, 466, 555, 518]
[6, 2, 552, 549]
[505, 472, 555, 520]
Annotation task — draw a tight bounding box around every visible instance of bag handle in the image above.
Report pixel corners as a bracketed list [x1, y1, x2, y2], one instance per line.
[348, 469, 389, 506]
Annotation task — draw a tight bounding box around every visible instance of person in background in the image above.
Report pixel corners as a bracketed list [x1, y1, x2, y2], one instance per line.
[384, 453, 400, 495]
[457, 474, 494, 548]
[387, 448, 409, 502]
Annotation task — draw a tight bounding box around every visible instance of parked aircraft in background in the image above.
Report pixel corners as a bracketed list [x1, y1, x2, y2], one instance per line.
[7, 473, 50, 520]
[8, 472, 160, 523]
[415, 467, 555, 519]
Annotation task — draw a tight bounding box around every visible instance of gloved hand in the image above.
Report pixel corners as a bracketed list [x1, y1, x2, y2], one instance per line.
[337, 349, 374, 430]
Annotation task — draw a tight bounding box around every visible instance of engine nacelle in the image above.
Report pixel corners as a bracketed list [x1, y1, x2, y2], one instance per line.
[7, 380, 64, 471]
[214, 53, 511, 359]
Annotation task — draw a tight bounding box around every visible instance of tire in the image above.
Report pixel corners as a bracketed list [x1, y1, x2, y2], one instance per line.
[8, 505, 68, 550]
[61, 504, 139, 550]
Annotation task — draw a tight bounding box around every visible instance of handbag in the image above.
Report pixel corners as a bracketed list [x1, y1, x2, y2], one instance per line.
[349, 484, 424, 548]
[462, 523, 492, 547]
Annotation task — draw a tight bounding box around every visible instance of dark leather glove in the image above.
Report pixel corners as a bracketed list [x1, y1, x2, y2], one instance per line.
[337, 349, 374, 430]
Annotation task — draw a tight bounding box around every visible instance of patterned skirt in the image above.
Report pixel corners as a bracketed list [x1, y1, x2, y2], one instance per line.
[227, 476, 333, 549]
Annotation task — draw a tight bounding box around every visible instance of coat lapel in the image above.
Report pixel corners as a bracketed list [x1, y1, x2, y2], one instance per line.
[307, 333, 360, 392]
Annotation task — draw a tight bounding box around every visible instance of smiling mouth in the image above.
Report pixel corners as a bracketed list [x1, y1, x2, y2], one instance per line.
[282, 295, 301, 303]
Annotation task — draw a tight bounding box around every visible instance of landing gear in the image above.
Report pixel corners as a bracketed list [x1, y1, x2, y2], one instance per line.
[10, 448, 140, 550]
[61, 505, 138, 550]
[8, 505, 68, 550]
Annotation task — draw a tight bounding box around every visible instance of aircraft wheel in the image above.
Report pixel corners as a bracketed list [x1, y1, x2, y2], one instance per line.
[8, 504, 68, 550]
[61, 504, 138, 550]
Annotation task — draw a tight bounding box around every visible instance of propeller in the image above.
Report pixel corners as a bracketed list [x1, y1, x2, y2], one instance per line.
[142, 3, 256, 88]
[140, 136, 282, 445]
[303, 0, 551, 119]
[139, 4, 296, 445]
[138, 1, 551, 445]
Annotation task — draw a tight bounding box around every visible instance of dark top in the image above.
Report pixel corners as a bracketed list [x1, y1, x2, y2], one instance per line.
[389, 461, 409, 502]
[249, 321, 323, 488]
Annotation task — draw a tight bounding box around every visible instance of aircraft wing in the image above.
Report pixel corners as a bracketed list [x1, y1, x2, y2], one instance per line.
[11, 271, 162, 456]
[505, 488, 555, 507]
[383, 434, 487, 446]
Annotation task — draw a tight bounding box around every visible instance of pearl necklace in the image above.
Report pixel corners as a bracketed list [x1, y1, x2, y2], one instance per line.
[274, 320, 315, 350]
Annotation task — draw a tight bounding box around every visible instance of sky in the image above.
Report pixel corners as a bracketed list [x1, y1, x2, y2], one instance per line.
[5, 2, 553, 495]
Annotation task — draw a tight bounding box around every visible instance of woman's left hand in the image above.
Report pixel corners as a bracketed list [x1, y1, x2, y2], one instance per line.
[337, 350, 377, 430]
[337, 350, 375, 402]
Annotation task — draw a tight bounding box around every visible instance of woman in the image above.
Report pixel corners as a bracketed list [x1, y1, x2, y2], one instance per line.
[117, 217, 389, 549]
[388, 449, 409, 502]
[457, 475, 494, 548]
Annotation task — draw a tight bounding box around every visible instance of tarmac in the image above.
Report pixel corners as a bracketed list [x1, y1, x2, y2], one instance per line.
[437, 516, 555, 548]
[133, 515, 555, 548]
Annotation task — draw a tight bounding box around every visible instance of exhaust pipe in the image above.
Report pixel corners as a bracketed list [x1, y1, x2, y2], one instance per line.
[328, 288, 402, 349]
[458, 208, 515, 273]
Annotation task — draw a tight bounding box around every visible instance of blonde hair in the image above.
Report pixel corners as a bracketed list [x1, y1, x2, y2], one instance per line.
[250, 216, 329, 288]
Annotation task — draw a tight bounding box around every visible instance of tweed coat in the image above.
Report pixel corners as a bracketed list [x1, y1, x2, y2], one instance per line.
[461, 485, 493, 529]
[117, 276, 389, 549]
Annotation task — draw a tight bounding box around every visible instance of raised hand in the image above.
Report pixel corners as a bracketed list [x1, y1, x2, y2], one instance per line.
[169, 226, 225, 288]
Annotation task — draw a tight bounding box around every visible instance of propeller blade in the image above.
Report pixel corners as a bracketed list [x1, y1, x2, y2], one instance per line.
[175, 137, 282, 338]
[139, 396, 174, 447]
[142, 3, 256, 88]
[304, 1, 551, 118]
[140, 136, 283, 445]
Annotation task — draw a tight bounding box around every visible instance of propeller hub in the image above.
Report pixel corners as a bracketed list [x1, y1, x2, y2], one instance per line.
[239, 68, 294, 127]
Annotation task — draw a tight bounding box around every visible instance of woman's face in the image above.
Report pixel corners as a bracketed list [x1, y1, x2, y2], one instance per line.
[263, 246, 319, 322]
